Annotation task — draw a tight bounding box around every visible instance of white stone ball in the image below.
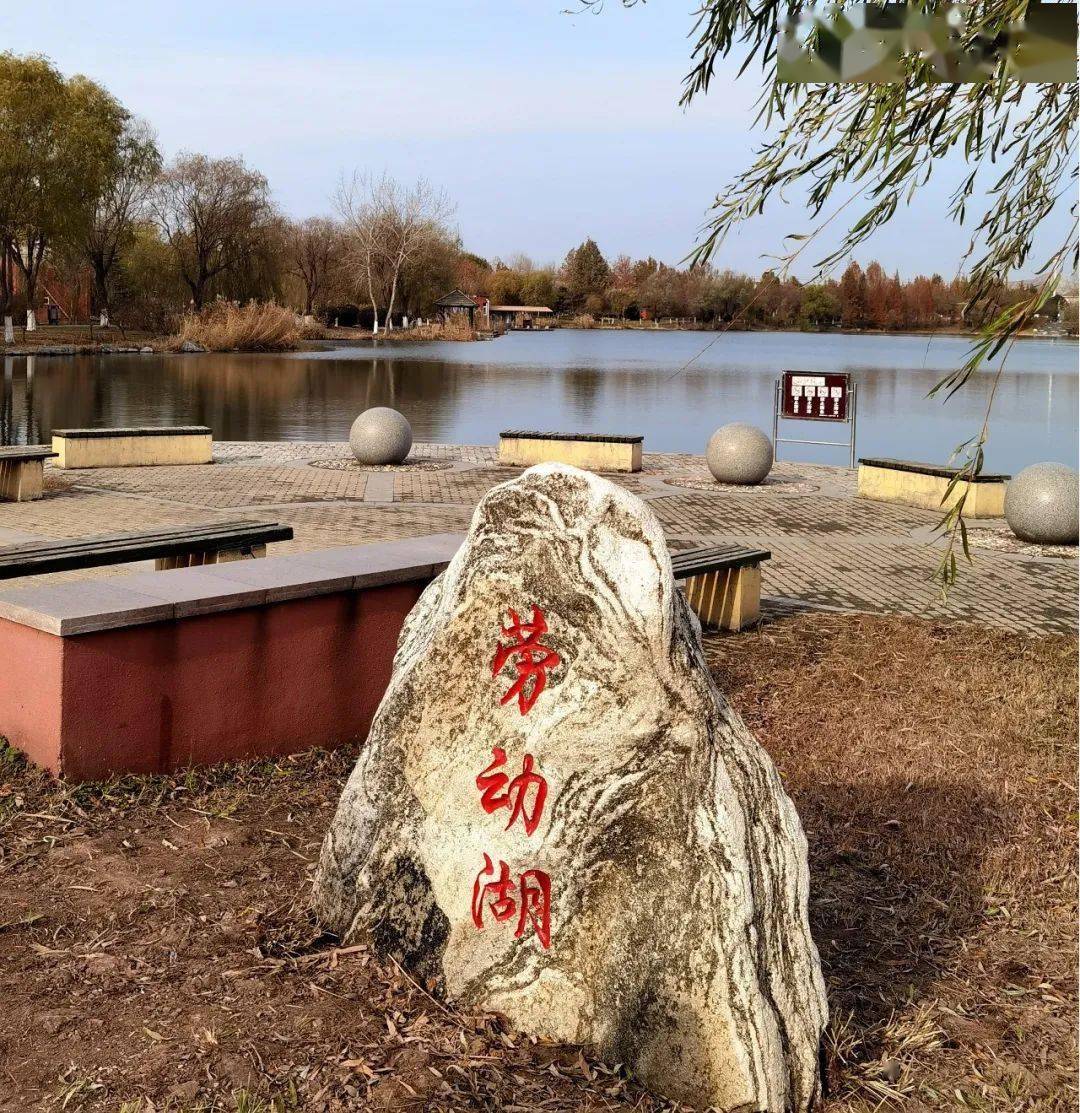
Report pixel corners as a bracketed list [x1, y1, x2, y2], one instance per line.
[706, 423, 774, 485]
[349, 407, 413, 465]
[1004, 462, 1079, 545]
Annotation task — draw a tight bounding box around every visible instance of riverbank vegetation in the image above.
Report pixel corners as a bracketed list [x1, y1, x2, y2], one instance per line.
[0, 51, 1074, 348]
[174, 302, 307, 353]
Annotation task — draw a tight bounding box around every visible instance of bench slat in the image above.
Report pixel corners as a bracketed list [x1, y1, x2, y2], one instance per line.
[52, 426, 211, 439]
[0, 520, 292, 578]
[0, 445, 57, 460]
[501, 430, 644, 445]
[670, 544, 771, 578]
[0, 520, 286, 559]
[858, 457, 1010, 483]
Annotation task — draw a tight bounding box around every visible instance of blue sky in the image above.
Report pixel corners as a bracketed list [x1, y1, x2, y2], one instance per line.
[1, 1, 1070, 278]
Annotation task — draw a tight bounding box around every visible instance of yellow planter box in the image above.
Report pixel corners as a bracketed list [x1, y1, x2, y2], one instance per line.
[52, 426, 213, 469]
[857, 458, 1008, 518]
[499, 430, 643, 473]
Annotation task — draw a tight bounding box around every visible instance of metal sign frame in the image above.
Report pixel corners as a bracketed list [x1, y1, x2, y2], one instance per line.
[772, 372, 858, 468]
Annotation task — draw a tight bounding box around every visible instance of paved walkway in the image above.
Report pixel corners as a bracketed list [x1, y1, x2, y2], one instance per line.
[0, 442, 1075, 636]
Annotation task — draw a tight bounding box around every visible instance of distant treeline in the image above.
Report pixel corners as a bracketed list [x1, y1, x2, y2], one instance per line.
[463, 244, 1078, 334]
[1, 52, 1073, 337]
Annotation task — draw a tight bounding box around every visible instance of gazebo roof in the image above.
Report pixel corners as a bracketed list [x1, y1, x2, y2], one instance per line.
[433, 290, 478, 309]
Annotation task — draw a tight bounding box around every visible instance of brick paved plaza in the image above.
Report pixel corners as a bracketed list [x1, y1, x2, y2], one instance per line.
[0, 441, 1075, 636]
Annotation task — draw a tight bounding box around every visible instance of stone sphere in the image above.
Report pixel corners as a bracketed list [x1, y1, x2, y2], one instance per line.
[349, 407, 413, 465]
[1004, 462, 1079, 545]
[706, 423, 774, 485]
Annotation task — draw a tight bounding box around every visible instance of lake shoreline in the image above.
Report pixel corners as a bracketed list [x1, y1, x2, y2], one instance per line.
[0, 323, 1073, 359]
[2, 330, 1072, 474]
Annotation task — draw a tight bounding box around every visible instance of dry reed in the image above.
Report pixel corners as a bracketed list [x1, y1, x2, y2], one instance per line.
[175, 302, 303, 352]
[395, 315, 477, 341]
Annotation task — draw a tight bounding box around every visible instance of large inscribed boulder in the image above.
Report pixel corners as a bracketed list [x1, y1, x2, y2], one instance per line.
[314, 462, 827, 1111]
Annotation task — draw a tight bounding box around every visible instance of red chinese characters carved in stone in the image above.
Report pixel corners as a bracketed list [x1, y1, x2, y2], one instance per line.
[491, 605, 561, 715]
[476, 746, 548, 836]
[471, 853, 552, 949]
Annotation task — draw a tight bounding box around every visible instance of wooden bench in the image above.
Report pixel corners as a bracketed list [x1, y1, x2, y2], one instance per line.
[0, 520, 293, 580]
[857, 457, 1009, 517]
[670, 543, 771, 631]
[0, 445, 57, 502]
[52, 426, 213, 468]
[499, 430, 643, 473]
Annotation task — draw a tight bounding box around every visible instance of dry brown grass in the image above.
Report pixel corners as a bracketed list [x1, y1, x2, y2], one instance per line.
[705, 613, 1078, 1112]
[0, 612, 1074, 1111]
[396, 316, 479, 342]
[175, 302, 302, 352]
[298, 315, 329, 342]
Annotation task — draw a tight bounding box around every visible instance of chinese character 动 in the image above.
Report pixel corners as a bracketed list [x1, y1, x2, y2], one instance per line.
[491, 605, 561, 715]
[471, 853, 551, 948]
[476, 746, 548, 836]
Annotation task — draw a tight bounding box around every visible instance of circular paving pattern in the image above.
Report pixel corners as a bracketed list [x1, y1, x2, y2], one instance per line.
[663, 474, 819, 495]
[306, 457, 453, 473]
[966, 527, 1079, 560]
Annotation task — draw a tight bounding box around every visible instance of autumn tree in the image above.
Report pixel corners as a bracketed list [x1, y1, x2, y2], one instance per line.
[85, 118, 161, 326]
[520, 270, 556, 308]
[488, 265, 524, 306]
[838, 262, 868, 329]
[455, 252, 493, 297]
[285, 217, 344, 316]
[609, 253, 636, 290]
[150, 153, 274, 310]
[337, 172, 454, 331]
[0, 54, 127, 333]
[563, 238, 611, 309]
[398, 226, 462, 319]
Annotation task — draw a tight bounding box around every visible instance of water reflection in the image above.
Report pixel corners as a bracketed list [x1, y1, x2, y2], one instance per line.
[0, 331, 1075, 474]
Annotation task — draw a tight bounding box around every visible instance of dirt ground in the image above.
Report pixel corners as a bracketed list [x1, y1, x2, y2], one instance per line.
[0, 612, 1075, 1113]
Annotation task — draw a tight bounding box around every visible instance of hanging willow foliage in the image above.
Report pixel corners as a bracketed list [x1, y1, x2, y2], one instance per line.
[601, 0, 1078, 590]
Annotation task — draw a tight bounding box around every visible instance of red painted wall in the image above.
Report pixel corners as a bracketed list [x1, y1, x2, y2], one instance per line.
[0, 582, 425, 782]
[0, 618, 64, 772]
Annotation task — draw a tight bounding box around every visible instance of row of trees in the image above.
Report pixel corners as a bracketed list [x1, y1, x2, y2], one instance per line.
[0, 53, 1068, 338]
[0, 53, 466, 335]
[464, 245, 1064, 333]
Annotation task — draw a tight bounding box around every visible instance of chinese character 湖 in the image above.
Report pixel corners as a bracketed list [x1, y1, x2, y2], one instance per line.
[471, 853, 551, 948]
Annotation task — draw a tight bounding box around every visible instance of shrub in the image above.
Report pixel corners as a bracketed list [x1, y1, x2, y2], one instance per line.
[398, 315, 478, 342]
[175, 302, 302, 351]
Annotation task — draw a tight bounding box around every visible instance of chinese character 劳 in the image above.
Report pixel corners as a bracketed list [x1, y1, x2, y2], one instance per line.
[491, 605, 560, 715]
[476, 746, 548, 836]
[471, 854, 551, 948]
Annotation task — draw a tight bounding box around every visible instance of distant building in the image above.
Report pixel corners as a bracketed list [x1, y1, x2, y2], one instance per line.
[488, 305, 554, 330]
[433, 289, 480, 326]
[1, 253, 92, 324]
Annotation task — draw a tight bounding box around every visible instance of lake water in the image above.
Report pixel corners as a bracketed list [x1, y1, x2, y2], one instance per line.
[1, 329, 1076, 473]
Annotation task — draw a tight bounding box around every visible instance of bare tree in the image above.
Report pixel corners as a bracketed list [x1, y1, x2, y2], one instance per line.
[337, 172, 454, 332]
[285, 216, 343, 317]
[381, 177, 454, 329]
[336, 172, 391, 332]
[150, 153, 273, 309]
[85, 118, 160, 326]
